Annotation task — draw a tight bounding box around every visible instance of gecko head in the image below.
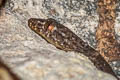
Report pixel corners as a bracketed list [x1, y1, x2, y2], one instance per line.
[28, 18, 46, 30]
[28, 18, 56, 33]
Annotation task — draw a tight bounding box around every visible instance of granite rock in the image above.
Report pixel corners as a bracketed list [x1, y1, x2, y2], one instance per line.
[0, 0, 120, 80]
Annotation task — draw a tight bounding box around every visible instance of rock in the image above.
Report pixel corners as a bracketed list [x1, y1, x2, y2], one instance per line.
[0, 0, 119, 80]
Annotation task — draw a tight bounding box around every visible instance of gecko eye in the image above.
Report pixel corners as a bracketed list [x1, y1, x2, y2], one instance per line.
[45, 18, 57, 31]
[48, 25, 55, 31]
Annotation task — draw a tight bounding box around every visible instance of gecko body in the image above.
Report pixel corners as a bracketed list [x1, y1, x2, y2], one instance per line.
[28, 18, 118, 79]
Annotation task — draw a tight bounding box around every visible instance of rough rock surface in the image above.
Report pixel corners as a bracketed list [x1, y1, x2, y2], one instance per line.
[0, 0, 120, 80]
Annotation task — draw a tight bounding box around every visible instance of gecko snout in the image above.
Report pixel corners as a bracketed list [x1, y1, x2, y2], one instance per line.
[28, 18, 37, 28]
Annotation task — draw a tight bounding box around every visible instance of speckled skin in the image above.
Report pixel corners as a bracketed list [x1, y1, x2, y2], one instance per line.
[28, 18, 93, 53]
[28, 18, 118, 79]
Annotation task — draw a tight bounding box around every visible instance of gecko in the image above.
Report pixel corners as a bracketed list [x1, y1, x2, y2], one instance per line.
[28, 18, 119, 79]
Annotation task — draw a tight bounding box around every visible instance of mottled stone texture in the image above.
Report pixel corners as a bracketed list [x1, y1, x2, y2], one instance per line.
[96, 0, 120, 62]
[0, 0, 120, 80]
